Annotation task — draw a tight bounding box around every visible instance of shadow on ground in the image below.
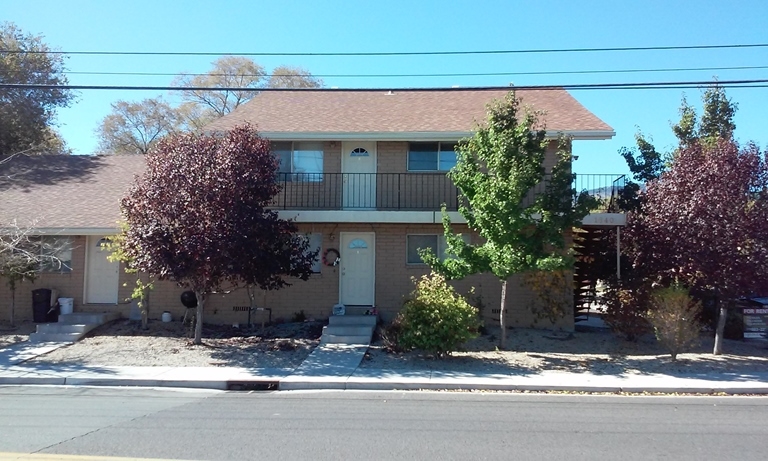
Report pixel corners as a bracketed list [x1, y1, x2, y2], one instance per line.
[363, 325, 768, 379]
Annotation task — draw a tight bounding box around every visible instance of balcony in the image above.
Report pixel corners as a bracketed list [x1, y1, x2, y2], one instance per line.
[272, 173, 627, 213]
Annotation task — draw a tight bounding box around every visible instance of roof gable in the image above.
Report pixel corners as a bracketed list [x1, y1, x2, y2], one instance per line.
[204, 88, 614, 139]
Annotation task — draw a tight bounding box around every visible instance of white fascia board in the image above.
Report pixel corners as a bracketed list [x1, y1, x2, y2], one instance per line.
[0, 227, 119, 236]
[261, 130, 615, 142]
[276, 210, 467, 224]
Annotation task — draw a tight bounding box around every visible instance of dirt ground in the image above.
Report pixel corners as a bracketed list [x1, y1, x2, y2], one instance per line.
[361, 325, 768, 376]
[0, 321, 36, 348]
[3, 317, 767, 376]
[22, 319, 323, 369]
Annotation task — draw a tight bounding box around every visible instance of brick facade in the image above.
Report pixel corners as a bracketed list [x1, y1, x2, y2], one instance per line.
[0, 139, 574, 331]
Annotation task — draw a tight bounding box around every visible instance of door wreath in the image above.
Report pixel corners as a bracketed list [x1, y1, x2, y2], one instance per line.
[322, 248, 340, 267]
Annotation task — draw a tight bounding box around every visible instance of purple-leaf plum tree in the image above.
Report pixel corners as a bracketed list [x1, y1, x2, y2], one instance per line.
[119, 125, 316, 344]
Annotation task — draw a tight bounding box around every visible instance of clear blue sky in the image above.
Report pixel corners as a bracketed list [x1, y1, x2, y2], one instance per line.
[5, 0, 768, 176]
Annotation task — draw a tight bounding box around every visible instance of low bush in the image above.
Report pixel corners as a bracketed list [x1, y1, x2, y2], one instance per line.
[380, 315, 406, 353]
[602, 283, 651, 341]
[646, 285, 702, 360]
[397, 273, 480, 357]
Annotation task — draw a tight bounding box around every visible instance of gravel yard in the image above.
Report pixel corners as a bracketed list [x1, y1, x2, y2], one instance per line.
[4, 317, 767, 376]
[361, 326, 768, 376]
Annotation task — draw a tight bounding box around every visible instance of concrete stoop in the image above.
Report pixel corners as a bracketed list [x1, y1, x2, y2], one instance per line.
[321, 314, 377, 345]
[29, 311, 121, 343]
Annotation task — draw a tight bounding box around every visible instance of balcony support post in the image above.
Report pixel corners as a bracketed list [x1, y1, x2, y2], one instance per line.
[616, 225, 621, 280]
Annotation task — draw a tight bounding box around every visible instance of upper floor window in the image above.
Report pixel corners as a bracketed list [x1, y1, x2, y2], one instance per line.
[273, 141, 324, 182]
[407, 142, 458, 172]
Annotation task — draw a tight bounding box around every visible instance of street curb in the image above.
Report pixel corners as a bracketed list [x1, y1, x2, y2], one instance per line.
[3, 375, 768, 394]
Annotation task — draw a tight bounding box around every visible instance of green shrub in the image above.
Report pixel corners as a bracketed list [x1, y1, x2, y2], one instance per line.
[646, 285, 702, 360]
[398, 273, 480, 357]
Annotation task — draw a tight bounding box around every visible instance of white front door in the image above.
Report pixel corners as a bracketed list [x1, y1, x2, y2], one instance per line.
[341, 141, 377, 209]
[339, 232, 375, 306]
[85, 236, 119, 304]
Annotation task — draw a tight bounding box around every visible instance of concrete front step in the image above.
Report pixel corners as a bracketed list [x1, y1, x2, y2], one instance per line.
[327, 315, 377, 327]
[36, 323, 94, 334]
[28, 332, 81, 343]
[29, 311, 121, 343]
[322, 334, 373, 345]
[323, 325, 374, 336]
[58, 312, 120, 325]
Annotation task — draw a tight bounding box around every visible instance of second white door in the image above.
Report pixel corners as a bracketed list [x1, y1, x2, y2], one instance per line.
[341, 141, 377, 209]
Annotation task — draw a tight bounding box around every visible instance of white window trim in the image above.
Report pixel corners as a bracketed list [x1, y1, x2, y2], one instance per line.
[406, 141, 458, 172]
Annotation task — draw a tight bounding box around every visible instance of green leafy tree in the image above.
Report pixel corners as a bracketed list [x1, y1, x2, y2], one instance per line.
[0, 22, 73, 157]
[699, 83, 736, 143]
[95, 98, 181, 155]
[421, 93, 595, 348]
[671, 96, 698, 148]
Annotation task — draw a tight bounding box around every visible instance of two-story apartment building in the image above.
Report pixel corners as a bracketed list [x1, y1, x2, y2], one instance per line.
[0, 88, 618, 330]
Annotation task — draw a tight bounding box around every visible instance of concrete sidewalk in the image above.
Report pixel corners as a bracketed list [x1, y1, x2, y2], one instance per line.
[2, 340, 767, 394]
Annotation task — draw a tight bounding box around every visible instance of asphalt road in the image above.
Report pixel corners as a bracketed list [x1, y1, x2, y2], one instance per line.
[0, 386, 767, 461]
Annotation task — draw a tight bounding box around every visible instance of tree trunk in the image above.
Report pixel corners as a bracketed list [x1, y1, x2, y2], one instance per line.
[713, 306, 727, 355]
[499, 279, 507, 349]
[9, 286, 15, 327]
[140, 289, 149, 331]
[193, 291, 205, 345]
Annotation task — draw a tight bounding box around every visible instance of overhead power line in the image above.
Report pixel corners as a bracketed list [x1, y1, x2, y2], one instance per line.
[62, 65, 768, 79]
[2, 79, 768, 92]
[3, 43, 768, 57]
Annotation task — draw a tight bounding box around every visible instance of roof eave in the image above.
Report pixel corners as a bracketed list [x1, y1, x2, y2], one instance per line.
[260, 130, 615, 141]
[0, 227, 119, 236]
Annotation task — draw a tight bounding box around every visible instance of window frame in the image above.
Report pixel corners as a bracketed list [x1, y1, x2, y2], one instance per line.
[273, 141, 324, 182]
[38, 236, 73, 274]
[406, 142, 458, 172]
[405, 233, 470, 265]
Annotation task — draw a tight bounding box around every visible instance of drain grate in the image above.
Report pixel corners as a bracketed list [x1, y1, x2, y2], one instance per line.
[227, 381, 279, 391]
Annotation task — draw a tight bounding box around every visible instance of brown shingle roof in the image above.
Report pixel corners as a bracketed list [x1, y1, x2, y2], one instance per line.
[204, 88, 613, 137]
[0, 154, 145, 231]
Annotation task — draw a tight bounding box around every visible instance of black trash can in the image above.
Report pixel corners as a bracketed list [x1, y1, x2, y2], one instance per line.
[32, 288, 52, 323]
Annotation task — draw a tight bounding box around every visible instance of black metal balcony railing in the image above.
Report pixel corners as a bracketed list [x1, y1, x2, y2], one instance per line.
[274, 173, 626, 212]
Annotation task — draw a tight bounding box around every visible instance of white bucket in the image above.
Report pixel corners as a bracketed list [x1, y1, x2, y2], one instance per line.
[161, 311, 172, 323]
[58, 298, 74, 315]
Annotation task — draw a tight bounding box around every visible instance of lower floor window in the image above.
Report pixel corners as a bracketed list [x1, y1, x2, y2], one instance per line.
[305, 233, 323, 273]
[38, 236, 73, 273]
[406, 234, 469, 264]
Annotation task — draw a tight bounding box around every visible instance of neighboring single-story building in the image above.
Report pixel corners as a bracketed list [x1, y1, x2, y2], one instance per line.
[0, 88, 619, 330]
